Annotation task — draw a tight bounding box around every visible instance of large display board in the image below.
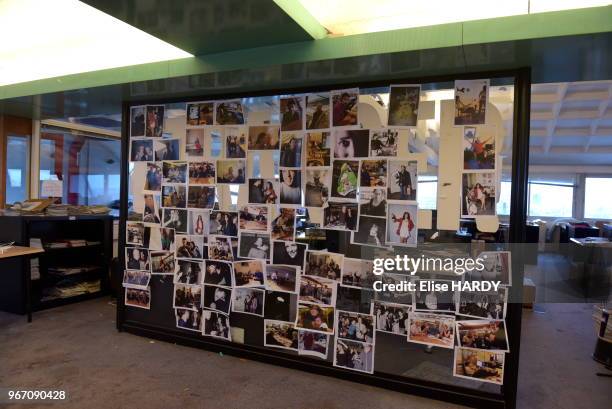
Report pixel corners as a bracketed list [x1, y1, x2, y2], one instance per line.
[118, 70, 530, 409]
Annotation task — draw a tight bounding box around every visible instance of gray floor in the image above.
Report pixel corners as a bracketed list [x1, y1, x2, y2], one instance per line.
[0, 299, 610, 409]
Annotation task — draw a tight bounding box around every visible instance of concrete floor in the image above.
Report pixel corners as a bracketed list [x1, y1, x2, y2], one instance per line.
[1, 298, 610, 409]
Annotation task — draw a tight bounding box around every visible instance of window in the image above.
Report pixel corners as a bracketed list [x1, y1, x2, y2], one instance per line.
[584, 177, 612, 219]
[5, 135, 30, 204]
[417, 176, 437, 210]
[497, 181, 512, 216]
[40, 128, 120, 206]
[528, 182, 573, 218]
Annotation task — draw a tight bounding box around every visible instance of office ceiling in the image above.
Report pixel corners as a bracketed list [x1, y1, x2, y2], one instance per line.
[81, 0, 315, 55]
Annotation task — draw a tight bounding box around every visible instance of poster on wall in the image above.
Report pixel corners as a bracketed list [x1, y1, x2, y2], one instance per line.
[461, 172, 497, 217]
[387, 84, 420, 127]
[331, 88, 359, 127]
[454, 79, 489, 125]
[463, 126, 495, 170]
[186, 101, 214, 126]
[145, 105, 165, 138]
[305, 93, 330, 130]
[216, 100, 245, 125]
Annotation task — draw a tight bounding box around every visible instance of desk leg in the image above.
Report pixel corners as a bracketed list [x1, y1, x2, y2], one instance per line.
[24, 257, 32, 323]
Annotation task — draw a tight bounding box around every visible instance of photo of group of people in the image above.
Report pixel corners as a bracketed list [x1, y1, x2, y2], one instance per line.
[125, 86, 510, 384]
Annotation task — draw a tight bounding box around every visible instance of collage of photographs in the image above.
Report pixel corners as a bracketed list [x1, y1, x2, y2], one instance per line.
[124, 80, 510, 384]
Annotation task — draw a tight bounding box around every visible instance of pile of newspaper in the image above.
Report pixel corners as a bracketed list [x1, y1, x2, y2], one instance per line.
[46, 205, 111, 216]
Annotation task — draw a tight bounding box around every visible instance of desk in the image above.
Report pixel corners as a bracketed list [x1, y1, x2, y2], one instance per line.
[0, 245, 44, 323]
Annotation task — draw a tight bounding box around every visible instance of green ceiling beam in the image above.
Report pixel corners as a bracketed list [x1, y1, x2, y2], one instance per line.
[273, 0, 328, 40]
[1, 5, 611, 100]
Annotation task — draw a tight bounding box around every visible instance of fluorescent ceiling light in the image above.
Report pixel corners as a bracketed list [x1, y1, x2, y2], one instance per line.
[298, 0, 611, 36]
[0, 0, 192, 86]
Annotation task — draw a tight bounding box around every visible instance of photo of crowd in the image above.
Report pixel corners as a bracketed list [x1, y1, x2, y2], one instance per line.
[122, 270, 151, 289]
[454, 347, 504, 385]
[456, 320, 509, 351]
[299, 275, 337, 306]
[162, 161, 187, 184]
[341, 258, 375, 290]
[125, 287, 151, 309]
[265, 264, 299, 293]
[304, 250, 342, 280]
[216, 100, 245, 125]
[189, 161, 215, 185]
[173, 283, 202, 311]
[334, 339, 374, 374]
[336, 311, 375, 343]
[372, 301, 410, 336]
[187, 185, 215, 209]
[360, 159, 387, 187]
[457, 289, 507, 320]
[408, 312, 455, 349]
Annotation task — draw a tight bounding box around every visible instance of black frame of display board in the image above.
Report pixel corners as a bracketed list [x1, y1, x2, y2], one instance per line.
[117, 67, 531, 409]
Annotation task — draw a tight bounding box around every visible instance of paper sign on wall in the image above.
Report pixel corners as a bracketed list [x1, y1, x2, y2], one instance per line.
[40, 180, 63, 198]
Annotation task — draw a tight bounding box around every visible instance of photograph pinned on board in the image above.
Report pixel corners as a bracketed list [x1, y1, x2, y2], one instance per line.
[331, 88, 359, 127]
[298, 329, 329, 359]
[463, 126, 495, 170]
[147, 226, 175, 252]
[126, 222, 146, 247]
[162, 184, 186, 208]
[188, 209, 209, 235]
[304, 250, 343, 281]
[233, 260, 265, 288]
[239, 205, 269, 232]
[248, 178, 279, 205]
[408, 312, 456, 349]
[466, 251, 511, 286]
[225, 126, 247, 158]
[296, 303, 335, 334]
[271, 240, 308, 268]
[144, 162, 162, 192]
[122, 270, 151, 290]
[305, 131, 331, 166]
[202, 310, 231, 340]
[173, 283, 202, 311]
[145, 105, 165, 137]
[209, 211, 239, 236]
[371, 301, 411, 336]
[265, 290, 298, 322]
[270, 208, 295, 241]
[203, 284, 232, 314]
[187, 185, 215, 209]
[455, 79, 489, 125]
[304, 168, 330, 208]
[216, 100, 245, 125]
[386, 203, 418, 247]
[299, 275, 337, 306]
[333, 129, 369, 159]
[331, 159, 359, 199]
[279, 169, 302, 206]
[387, 159, 417, 201]
[359, 187, 387, 217]
[174, 259, 204, 285]
[162, 161, 187, 184]
[370, 129, 399, 157]
[264, 320, 298, 351]
[130, 105, 145, 137]
[360, 159, 387, 188]
[175, 308, 202, 332]
[238, 231, 271, 260]
[232, 287, 265, 316]
[414, 279, 455, 312]
[175, 235, 204, 259]
[387, 84, 420, 127]
[279, 133, 303, 168]
[204, 259, 234, 288]
[248, 125, 280, 150]
[154, 138, 180, 161]
[336, 310, 375, 343]
[264, 264, 299, 293]
[125, 287, 151, 309]
[125, 247, 150, 271]
[189, 161, 216, 185]
[453, 347, 505, 385]
[162, 208, 188, 233]
[456, 320, 509, 352]
[305, 93, 330, 130]
[340, 258, 375, 290]
[462, 172, 496, 217]
[150, 251, 175, 275]
[185, 128, 204, 158]
[333, 339, 374, 374]
[456, 289, 507, 320]
[186, 101, 214, 126]
[208, 235, 235, 261]
[323, 201, 358, 231]
[280, 96, 304, 131]
[352, 215, 386, 248]
[143, 194, 162, 225]
[216, 159, 246, 184]
[130, 138, 154, 162]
